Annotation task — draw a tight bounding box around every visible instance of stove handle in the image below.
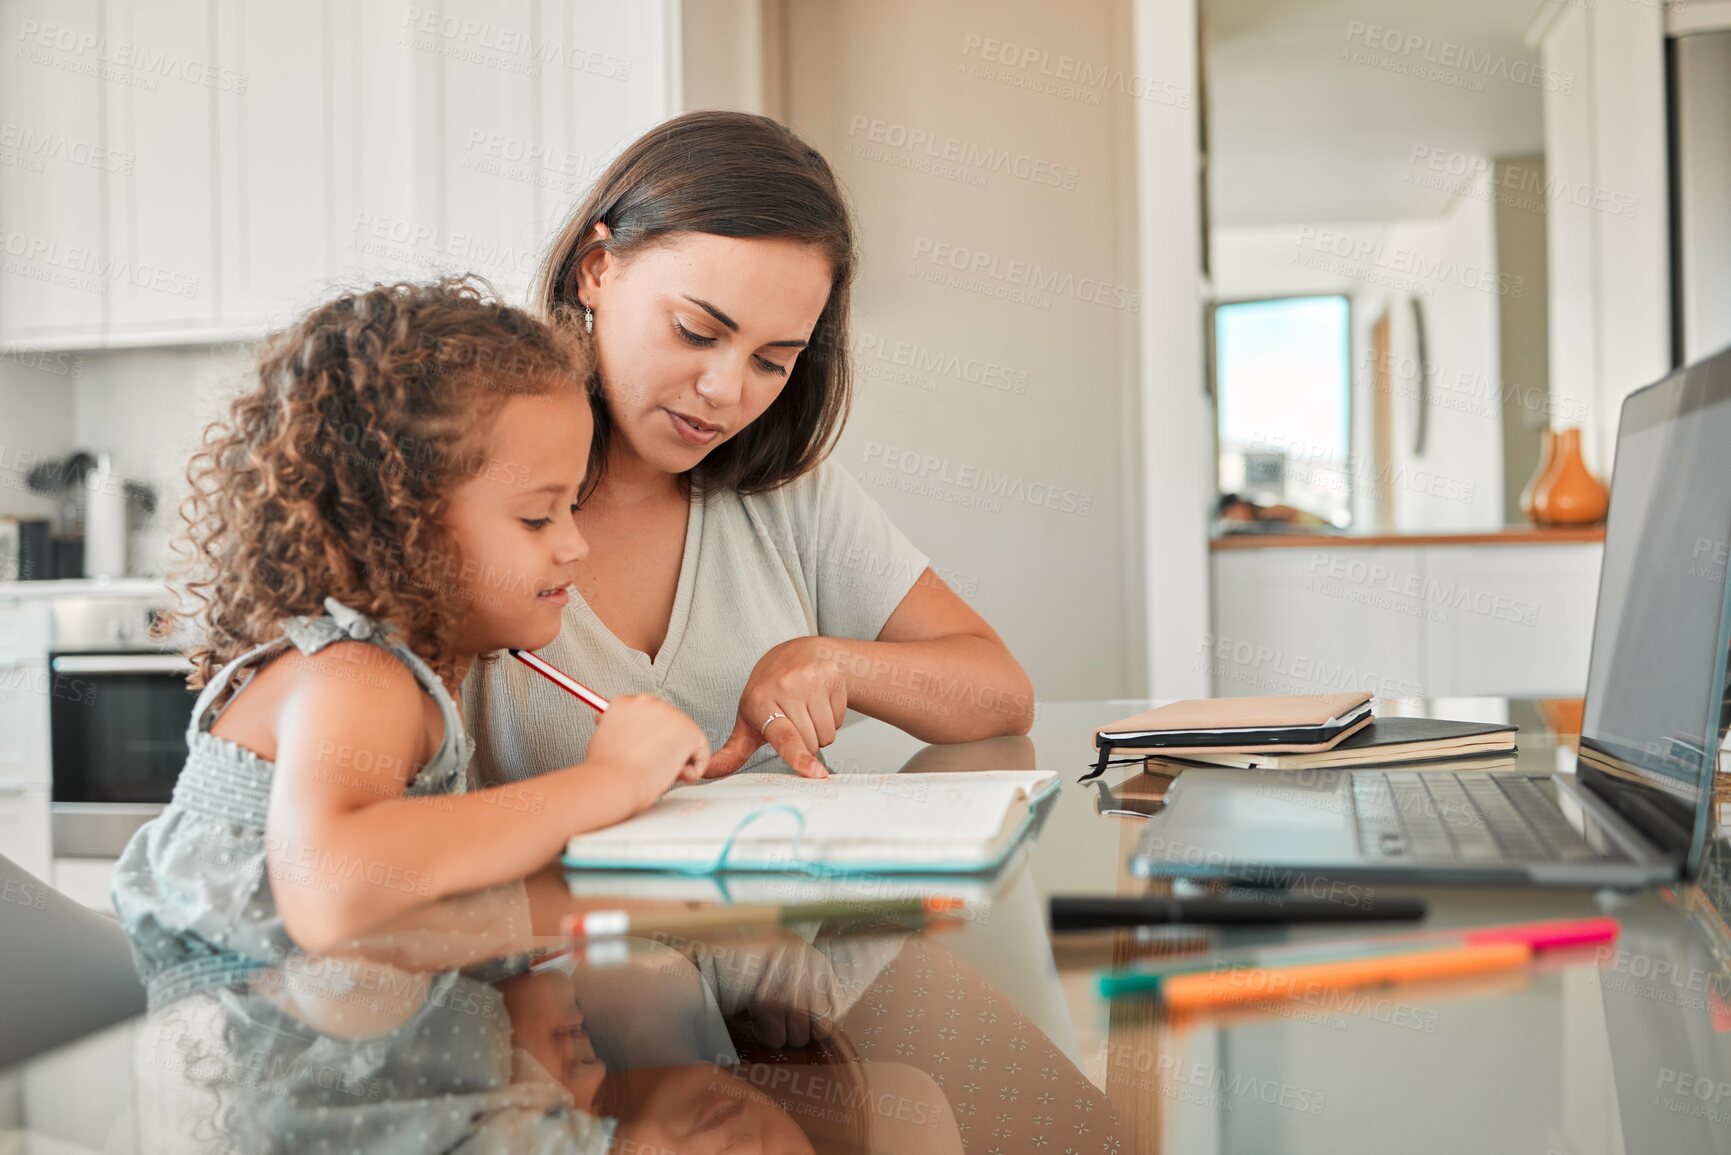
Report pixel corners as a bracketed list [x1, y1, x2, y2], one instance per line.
[49, 655, 193, 675]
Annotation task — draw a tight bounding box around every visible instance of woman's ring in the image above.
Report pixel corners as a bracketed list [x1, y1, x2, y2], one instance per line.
[761, 711, 789, 733]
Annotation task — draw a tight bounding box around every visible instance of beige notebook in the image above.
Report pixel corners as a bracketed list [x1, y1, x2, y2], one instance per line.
[1092, 692, 1373, 757]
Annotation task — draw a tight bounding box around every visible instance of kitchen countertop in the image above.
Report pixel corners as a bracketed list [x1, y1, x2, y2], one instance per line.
[1212, 525, 1606, 550]
[0, 577, 167, 600]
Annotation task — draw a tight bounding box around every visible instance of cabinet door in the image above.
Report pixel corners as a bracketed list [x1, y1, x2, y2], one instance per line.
[0, 0, 108, 342]
[408, 0, 541, 301]
[1420, 544, 1602, 698]
[532, 0, 680, 252]
[52, 856, 116, 912]
[214, 1, 332, 330]
[1210, 548, 1429, 698]
[101, 0, 219, 336]
[0, 603, 52, 788]
[0, 664, 51, 787]
[329, 1, 426, 290]
[0, 782, 52, 882]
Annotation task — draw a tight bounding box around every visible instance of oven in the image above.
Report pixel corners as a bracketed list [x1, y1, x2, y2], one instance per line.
[48, 596, 199, 858]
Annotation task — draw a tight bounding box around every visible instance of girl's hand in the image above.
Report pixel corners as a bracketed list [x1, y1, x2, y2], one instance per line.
[586, 693, 711, 810]
[706, 638, 843, 778]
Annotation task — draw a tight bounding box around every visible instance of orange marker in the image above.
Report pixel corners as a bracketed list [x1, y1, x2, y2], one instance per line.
[1157, 941, 1533, 1012]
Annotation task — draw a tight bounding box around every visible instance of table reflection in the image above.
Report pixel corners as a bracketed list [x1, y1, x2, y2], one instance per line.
[119, 730, 1120, 1154]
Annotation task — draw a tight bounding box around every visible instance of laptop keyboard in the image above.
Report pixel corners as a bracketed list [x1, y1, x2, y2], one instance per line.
[1350, 771, 1603, 862]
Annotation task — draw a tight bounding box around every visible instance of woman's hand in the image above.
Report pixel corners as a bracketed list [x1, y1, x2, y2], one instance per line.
[706, 637, 842, 778]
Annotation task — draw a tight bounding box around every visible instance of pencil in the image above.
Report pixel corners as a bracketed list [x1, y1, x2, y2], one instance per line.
[510, 648, 609, 712]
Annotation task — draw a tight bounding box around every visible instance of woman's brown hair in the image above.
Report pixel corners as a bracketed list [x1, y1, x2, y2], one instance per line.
[536, 110, 856, 500]
[164, 276, 589, 690]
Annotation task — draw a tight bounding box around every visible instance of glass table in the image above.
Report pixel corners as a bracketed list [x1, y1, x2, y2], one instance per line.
[6, 698, 1731, 1153]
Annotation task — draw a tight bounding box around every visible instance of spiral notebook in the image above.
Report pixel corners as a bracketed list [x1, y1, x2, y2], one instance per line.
[562, 770, 1060, 874]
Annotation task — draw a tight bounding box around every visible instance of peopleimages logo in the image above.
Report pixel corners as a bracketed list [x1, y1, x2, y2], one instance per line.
[1342, 21, 1574, 94]
[846, 115, 1080, 190]
[910, 238, 1140, 312]
[0, 228, 201, 300]
[1406, 145, 1638, 219]
[959, 33, 1192, 108]
[863, 441, 1093, 516]
[1293, 227, 1523, 298]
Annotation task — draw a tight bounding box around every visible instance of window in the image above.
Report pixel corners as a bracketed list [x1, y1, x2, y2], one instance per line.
[1213, 295, 1352, 528]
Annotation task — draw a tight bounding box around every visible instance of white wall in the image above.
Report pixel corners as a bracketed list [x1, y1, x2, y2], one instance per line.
[1674, 30, 1731, 362]
[0, 344, 245, 576]
[1131, 0, 1211, 699]
[778, 0, 1174, 698]
[1537, 0, 1671, 475]
[69, 345, 251, 577]
[0, 357, 77, 522]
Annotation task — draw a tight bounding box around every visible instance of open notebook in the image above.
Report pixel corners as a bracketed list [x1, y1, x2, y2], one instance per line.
[563, 770, 1060, 874]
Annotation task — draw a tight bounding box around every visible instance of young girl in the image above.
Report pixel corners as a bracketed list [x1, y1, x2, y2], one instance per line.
[112, 277, 710, 1151]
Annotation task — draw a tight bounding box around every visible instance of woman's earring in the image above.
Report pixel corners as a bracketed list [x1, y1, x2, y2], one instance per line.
[583, 305, 594, 335]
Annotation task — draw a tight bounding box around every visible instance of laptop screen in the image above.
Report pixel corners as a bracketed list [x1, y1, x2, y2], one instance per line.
[1579, 346, 1731, 868]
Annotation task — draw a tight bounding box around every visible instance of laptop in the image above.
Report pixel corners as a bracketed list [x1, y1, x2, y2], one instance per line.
[1131, 344, 1731, 887]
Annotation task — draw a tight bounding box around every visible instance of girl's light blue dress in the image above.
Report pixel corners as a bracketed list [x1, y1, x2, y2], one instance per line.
[111, 597, 614, 1154]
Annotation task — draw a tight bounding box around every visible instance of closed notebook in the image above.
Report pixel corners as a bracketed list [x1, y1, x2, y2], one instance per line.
[562, 770, 1059, 874]
[1093, 692, 1374, 756]
[1167, 716, 1518, 770]
[1140, 752, 1521, 777]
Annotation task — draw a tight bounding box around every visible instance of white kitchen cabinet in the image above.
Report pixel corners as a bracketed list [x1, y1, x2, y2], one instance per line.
[1420, 544, 1601, 699]
[1210, 547, 1428, 699]
[2, 0, 680, 348]
[0, 782, 52, 883]
[101, 0, 220, 338]
[1211, 540, 1604, 700]
[428, 0, 542, 302]
[0, 668, 51, 787]
[213, 1, 334, 330]
[0, 601, 52, 788]
[0, 0, 109, 344]
[0, 599, 52, 663]
[52, 856, 117, 913]
[329, 2, 429, 293]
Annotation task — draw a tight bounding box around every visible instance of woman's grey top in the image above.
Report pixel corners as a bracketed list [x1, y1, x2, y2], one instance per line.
[465, 458, 931, 782]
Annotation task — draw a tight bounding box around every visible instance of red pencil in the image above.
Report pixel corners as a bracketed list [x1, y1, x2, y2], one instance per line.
[509, 648, 610, 713]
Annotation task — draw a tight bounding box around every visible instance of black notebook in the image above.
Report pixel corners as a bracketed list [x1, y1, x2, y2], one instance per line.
[1163, 716, 1517, 770]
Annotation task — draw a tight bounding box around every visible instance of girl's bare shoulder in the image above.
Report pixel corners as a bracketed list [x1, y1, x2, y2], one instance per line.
[208, 641, 435, 764]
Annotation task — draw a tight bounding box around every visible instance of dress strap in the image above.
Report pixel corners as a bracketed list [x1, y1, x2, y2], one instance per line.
[276, 597, 468, 792]
[187, 636, 292, 737]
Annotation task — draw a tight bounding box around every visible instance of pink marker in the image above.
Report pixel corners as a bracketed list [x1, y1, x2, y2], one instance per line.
[509, 648, 610, 713]
[1462, 916, 1619, 952]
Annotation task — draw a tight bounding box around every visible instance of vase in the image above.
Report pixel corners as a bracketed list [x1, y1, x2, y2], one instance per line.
[1530, 427, 1608, 526]
[1520, 430, 1558, 523]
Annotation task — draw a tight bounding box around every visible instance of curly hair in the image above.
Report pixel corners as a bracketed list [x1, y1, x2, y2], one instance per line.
[163, 276, 590, 691]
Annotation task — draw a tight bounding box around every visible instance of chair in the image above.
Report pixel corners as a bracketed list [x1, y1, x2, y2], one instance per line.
[0, 851, 146, 1069]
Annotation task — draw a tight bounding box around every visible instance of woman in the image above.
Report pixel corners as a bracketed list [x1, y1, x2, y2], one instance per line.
[466, 111, 1032, 781]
